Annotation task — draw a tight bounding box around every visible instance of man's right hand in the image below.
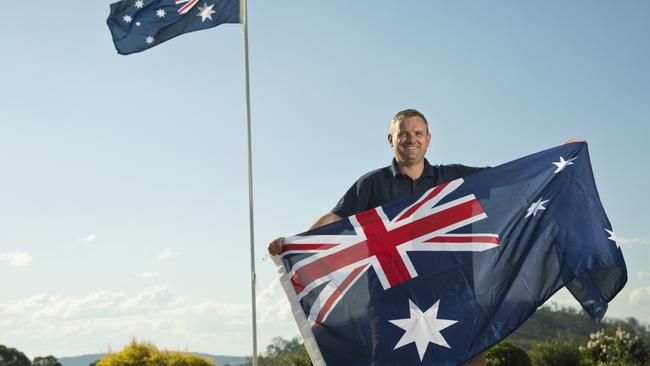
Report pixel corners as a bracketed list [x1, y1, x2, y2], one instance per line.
[268, 237, 285, 256]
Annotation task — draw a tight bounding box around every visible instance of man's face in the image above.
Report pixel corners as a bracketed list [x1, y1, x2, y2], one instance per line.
[388, 116, 431, 166]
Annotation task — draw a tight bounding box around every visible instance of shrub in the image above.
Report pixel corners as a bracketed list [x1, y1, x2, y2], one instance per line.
[96, 340, 217, 366]
[485, 341, 532, 366]
[580, 328, 650, 366]
[529, 338, 583, 366]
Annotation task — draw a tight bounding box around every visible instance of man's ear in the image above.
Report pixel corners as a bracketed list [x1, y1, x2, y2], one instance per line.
[387, 133, 394, 147]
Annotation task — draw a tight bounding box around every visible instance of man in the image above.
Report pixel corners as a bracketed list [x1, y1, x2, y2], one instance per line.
[268, 108, 578, 365]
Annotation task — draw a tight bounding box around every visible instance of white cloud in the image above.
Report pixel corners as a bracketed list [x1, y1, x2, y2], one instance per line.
[616, 235, 650, 246]
[0, 282, 298, 358]
[157, 248, 177, 261]
[141, 272, 160, 278]
[629, 286, 650, 305]
[0, 251, 33, 267]
[256, 280, 291, 325]
[80, 234, 97, 243]
[0, 276, 311, 362]
[638, 271, 650, 279]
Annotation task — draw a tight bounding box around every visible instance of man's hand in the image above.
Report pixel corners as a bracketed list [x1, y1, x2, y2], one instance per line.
[268, 212, 341, 257]
[268, 237, 284, 256]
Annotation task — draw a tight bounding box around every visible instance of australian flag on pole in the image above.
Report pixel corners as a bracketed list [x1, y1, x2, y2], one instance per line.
[272, 142, 627, 366]
[106, 0, 240, 54]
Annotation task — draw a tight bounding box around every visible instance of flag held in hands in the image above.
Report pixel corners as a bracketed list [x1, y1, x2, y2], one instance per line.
[273, 142, 627, 366]
[107, 0, 240, 54]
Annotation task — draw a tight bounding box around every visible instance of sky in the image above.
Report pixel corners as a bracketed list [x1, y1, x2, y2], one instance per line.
[1, 0, 649, 360]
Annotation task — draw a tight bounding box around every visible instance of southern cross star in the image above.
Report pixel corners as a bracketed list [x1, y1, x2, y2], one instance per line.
[122, 14, 133, 23]
[145, 35, 155, 45]
[525, 197, 549, 218]
[552, 156, 577, 173]
[134, 0, 144, 9]
[605, 228, 619, 248]
[156, 8, 166, 18]
[197, 2, 216, 22]
[389, 299, 458, 361]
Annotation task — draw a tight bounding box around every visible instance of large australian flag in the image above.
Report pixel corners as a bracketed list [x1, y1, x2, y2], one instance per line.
[107, 0, 240, 55]
[273, 142, 627, 366]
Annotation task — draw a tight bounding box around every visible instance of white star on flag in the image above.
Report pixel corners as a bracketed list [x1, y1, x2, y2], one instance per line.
[389, 299, 458, 361]
[197, 2, 216, 22]
[605, 228, 619, 248]
[145, 35, 155, 44]
[552, 156, 577, 173]
[525, 197, 549, 218]
[134, 0, 144, 9]
[122, 14, 133, 23]
[156, 8, 166, 18]
[136, 21, 141, 26]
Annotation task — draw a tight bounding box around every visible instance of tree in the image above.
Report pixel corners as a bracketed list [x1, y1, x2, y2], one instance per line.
[529, 338, 583, 366]
[96, 340, 217, 366]
[33, 355, 62, 366]
[244, 337, 312, 366]
[0, 345, 31, 366]
[264, 337, 303, 358]
[485, 341, 532, 366]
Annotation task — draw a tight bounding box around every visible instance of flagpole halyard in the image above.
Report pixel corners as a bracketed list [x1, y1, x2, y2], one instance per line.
[241, 0, 258, 364]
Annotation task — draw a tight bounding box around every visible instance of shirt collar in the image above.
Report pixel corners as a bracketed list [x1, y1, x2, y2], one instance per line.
[390, 158, 435, 179]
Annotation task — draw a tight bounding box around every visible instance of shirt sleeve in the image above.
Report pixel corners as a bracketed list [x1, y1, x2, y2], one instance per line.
[331, 177, 371, 219]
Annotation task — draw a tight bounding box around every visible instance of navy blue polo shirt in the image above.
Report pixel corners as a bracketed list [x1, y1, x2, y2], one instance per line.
[332, 158, 486, 218]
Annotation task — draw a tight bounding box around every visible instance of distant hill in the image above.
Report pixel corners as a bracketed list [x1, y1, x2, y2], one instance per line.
[507, 305, 650, 350]
[58, 353, 248, 366]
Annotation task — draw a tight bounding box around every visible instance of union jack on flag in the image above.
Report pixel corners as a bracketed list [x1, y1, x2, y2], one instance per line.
[282, 178, 500, 327]
[175, 0, 199, 14]
[273, 143, 627, 366]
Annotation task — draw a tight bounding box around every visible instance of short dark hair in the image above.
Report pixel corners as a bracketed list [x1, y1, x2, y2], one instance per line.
[390, 109, 429, 133]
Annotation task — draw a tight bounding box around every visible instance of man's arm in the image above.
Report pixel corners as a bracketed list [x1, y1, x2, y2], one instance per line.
[267, 212, 342, 256]
[308, 212, 342, 230]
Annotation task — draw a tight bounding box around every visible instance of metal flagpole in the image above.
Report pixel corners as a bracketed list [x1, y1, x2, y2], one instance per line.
[241, 0, 258, 365]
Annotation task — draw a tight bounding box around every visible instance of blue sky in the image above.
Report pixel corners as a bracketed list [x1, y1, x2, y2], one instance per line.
[1, 0, 649, 359]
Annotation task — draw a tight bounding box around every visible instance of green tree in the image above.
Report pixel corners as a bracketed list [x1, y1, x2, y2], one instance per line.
[33, 355, 62, 366]
[281, 347, 312, 366]
[96, 340, 217, 366]
[0, 345, 31, 366]
[244, 337, 312, 366]
[485, 341, 532, 366]
[529, 338, 583, 366]
[264, 337, 303, 358]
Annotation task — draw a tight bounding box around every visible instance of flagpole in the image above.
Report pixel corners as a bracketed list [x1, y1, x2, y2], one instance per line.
[241, 0, 258, 364]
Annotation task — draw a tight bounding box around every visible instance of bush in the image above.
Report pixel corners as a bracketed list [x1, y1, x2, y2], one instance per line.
[485, 341, 531, 366]
[529, 338, 583, 366]
[96, 340, 217, 366]
[580, 328, 650, 366]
